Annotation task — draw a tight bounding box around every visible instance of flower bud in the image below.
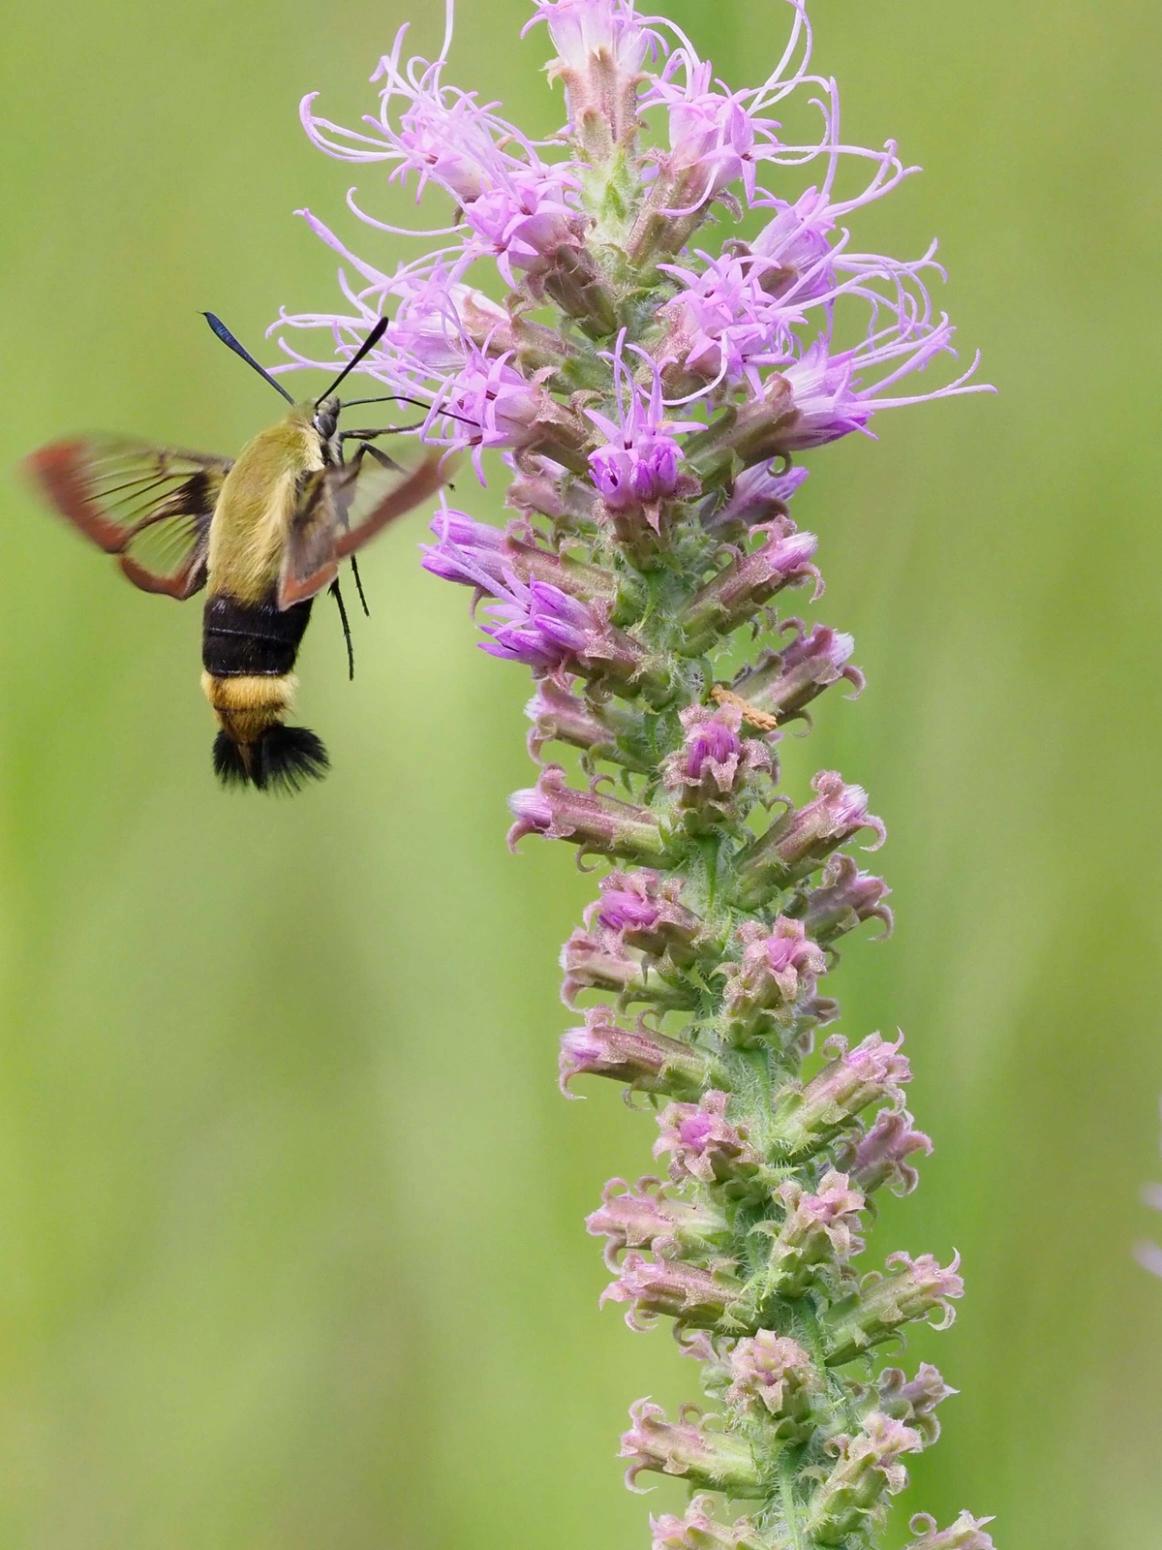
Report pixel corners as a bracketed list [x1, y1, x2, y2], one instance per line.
[790, 853, 893, 944]
[650, 1497, 764, 1550]
[602, 1252, 743, 1331]
[560, 927, 696, 1009]
[765, 1170, 865, 1297]
[732, 622, 865, 722]
[525, 679, 650, 769]
[823, 1252, 964, 1365]
[734, 771, 885, 905]
[421, 506, 509, 589]
[587, 1175, 729, 1269]
[679, 522, 821, 655]
[653, 1090, 761, 1185]
[876, 1362, 955, 1445]
[482, 580, 651, 682]
[559, 1007, 709, 1097]
[505, 531, 618, 602]
[508, 764, 669, 860]
[805, 1412, 922, 1543]
[703, 463, 809, 535]
[531, 0, 651, 157]
[539, 239, 619, 335]
[587, 869, 708, 965]
[507, 462, 599, 529]
[906, 1511, 997, 1550]
[620, 1400, 762, 1495]
[771, 1033, 911, 1156]
[590, 432, 686, 511]
[841, 1108, 932, 1196]
[662, 703, 773, 816]
[726, 1331, 818, 1432]
[447, 351, 590, 476]
[722, 916, 827, 1027]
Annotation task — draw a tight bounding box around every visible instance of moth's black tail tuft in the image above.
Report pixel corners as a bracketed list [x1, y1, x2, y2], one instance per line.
[253, 725, 330, 793]
[213, 730, 251, 788]
[212, 726, 330, 794]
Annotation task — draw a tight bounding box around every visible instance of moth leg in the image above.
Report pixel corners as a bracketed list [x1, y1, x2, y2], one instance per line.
[350, 553, 370, 618]
[339, 435, 405, 475]
[330, 576, 355, 682]
[340, 417, 427, 441]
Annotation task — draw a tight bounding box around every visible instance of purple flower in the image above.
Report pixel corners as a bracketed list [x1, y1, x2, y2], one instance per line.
[420, 502, 508, 588]
[653, 62, 766, 210]
[585, 334, 700, 518]
[525, 678, 642, 765]
[559, 927, 646, 1004]
[806, 1412, 924, 1538]
[277, 3, 995, 1542]
[439, 348, 584, 479]
[776, 325, 988, 450]
[680, 520, 822, 653]
[433, 551, 643, 678]
[768, 1170, 866, 1294]
[423, 510, 645, 676]
[481, 579, 594, 666]
[301, 21, 585, 287]
[659, 247, 809, 392]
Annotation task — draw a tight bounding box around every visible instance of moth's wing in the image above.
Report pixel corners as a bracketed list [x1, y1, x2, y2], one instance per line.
[277, 469, 343, 607]
[24, 437, 232, 600]
[278, 451, 445, 609]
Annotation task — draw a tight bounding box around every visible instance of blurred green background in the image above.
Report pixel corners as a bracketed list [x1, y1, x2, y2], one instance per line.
[1, 0, 1159, 1545]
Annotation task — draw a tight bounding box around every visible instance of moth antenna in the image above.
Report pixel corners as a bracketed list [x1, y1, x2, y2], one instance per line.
[316, 317, 390, 404]
[202, 312, 295, 403]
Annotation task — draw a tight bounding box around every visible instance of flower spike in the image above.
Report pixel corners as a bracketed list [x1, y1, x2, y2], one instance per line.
[280, 0, 994, 1545]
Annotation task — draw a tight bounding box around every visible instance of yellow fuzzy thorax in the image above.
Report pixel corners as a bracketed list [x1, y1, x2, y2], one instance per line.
[206, 407, 323, 604]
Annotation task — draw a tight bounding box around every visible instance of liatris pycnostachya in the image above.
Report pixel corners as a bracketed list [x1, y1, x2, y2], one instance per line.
[273, 2, 996, 1544]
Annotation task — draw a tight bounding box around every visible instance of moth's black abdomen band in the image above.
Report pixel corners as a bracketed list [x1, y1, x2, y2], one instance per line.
[202, 593, 314, 676]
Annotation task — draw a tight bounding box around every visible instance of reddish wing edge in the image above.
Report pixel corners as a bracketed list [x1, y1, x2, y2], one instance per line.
[278, 451, 449, 609]
[23, 438, 227, 601]
[25, 439, 135, 551]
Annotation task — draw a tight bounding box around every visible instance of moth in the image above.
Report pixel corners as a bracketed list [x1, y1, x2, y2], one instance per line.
[25, 315, 445, 793]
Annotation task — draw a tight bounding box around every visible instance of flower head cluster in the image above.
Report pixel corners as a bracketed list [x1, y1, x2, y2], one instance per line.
[277, 3, 994, 1547]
